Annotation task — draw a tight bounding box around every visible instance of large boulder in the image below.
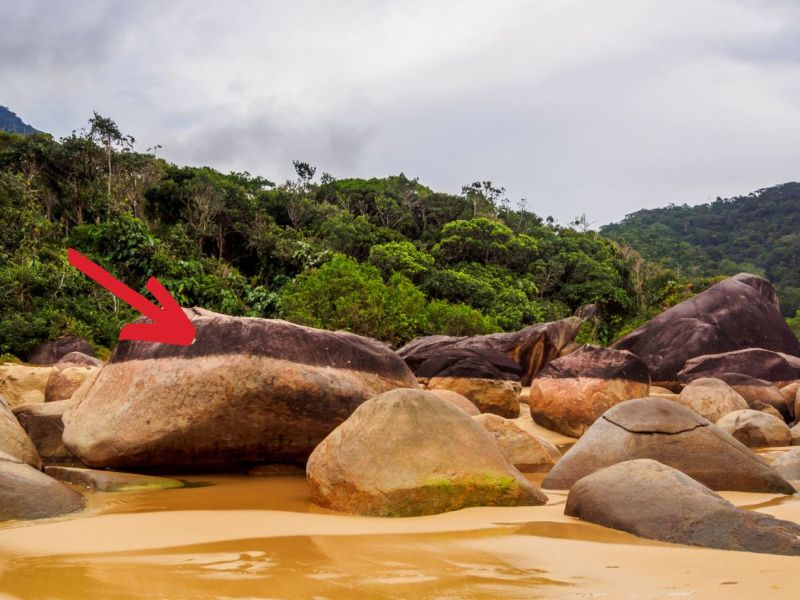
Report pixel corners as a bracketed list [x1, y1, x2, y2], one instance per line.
[528, 346, 650, 437]
[473, 413, 560, 472]
[771, 448, 800, 480]
[678, 348, 800, 388]
[0, 450, 84, 521]
[542, 397, 794, 493]
[44, 365, 98, 403]
[612, 274, 800, 388]
[0, 396, 41, 468]
[427, 376, 521, 418]
[675, 378, 748, 422]
[62, 309, 418, 469]
[398, 318, 583, 386]
[306, 388, 547, 516]
[716, 373, 792, 421]
[0, 363, 54, 407]
[565, 459, 800, 556]
[428, 389, 480, 416]
[57, 352, 104, 368]
[28, 335, 94, 365]
[715, 410, 792, 448]
[13, 400, 76, 463]
[417, 348, 523, 417]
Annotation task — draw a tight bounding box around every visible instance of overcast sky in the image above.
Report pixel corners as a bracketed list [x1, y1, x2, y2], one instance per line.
[3, 0, 799, 224]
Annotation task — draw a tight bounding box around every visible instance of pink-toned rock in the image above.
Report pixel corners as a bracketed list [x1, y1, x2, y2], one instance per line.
[529, 346, 650, 437]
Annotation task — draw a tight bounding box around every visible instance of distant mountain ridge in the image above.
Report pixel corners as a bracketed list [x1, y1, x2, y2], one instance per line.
[0, 106, 39, 134]
[601, 182, 800, 315]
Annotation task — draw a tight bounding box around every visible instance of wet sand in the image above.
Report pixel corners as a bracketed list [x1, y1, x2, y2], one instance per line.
[1, 473, 799, 599]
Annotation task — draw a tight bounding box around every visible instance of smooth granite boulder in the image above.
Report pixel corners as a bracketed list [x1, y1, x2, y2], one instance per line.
[612, 274, 800, 388]
[0, 396, 41, 468]
[13, 400, 76, 463]
[565, 459, 800, 555]
[678, 348, 800, 388]
[398, 318, 583, 385]
[63, 309, 418, 469]
[542, 397, 794, 493]
[715, 409, 792, 448]
[428, 389, 481, 416]
[717, 373, 791, 421]
[675, 378, 748, 422]
[529, 346, 650, 437]
[28, 335, 94, 365]
[0, 451, 84, 521]
[307, 388, 547, 516]
[473, 413, 560, 472]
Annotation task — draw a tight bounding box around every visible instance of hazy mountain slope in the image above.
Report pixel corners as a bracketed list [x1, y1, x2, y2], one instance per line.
[0, 106, 39, 134]
[601, 182, 800, 315]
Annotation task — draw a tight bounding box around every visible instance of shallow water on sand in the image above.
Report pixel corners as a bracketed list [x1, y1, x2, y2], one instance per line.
[1, 473, 799, 599]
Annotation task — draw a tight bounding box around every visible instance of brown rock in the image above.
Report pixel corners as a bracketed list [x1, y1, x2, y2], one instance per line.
[792, 423, 800, 446]
[428, 389, 480, 416]
[779, 380, 800, 413]
[57, 352, 104, 368]
[678, 348, 800, 388]
[427, 376, 521, 417]
[716, 373, 791, 421]
[63, 309, 418, 469]
[13, 400, 76, 463]
[44, 365, 97, 402]
[0, 396, 41, 468]
[0, 364, 54, 407]
[565, 459, 800, 555]
[529, 346, 650, 437]
[473, 413, 560, 472]
[28, 335, 94, 365]
[715, 409, 792, 448]
[754, 401, 785, 420]
[398, 318, 584, 385]
[771, 448, 800, 480]
[675, 378, 748, 422]
[44, 466, 184, 492]
[542, 397, 794, 493]
[612, 274, 800, 388]
[307, 388, 547, 516]
[0, 450, 84, 521]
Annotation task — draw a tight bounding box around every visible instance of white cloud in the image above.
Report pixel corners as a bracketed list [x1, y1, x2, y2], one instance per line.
[2, 0, 799, 223]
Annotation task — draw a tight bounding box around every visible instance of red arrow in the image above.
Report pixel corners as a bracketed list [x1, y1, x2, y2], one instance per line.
[68, 248, 196, 346]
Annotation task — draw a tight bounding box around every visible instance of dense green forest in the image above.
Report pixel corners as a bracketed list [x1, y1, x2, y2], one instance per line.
[602, 183, 800, 316]
[0, 114, 702, 360]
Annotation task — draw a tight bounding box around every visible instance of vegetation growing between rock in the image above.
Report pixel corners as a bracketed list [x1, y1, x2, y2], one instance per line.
[0, 115, 709, 358]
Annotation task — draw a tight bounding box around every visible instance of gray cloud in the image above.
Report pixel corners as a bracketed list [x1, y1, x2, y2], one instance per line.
[2, 0, 799, 224]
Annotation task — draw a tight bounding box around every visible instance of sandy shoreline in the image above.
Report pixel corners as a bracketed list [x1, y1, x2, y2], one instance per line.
[1, 474, 798, 599]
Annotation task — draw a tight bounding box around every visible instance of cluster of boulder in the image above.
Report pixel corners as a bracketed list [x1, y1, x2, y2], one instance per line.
[2, 273, 800, 556]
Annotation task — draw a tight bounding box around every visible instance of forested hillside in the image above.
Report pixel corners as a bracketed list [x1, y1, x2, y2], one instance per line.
[0, 113, 701, 360]
[601, 183, 800, 315]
